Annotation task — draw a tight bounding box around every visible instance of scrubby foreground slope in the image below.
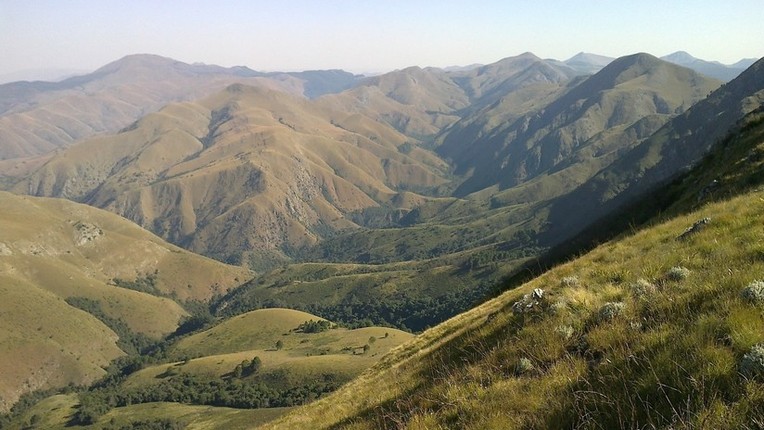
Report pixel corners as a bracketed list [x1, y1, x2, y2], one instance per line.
[264, 111, 764, 428]
[0, 192, 250, 411]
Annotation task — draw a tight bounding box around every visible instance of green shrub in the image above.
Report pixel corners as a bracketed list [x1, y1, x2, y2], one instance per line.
[630, 278, 657, 297]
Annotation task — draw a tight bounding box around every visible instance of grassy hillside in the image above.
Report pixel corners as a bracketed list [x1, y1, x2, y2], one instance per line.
[0, 192, 250, 411]
[262, 107, 764, 428]
[170, 308, 410, 357]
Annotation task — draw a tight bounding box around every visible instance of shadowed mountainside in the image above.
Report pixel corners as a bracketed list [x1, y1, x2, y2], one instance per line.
[544, 56, 764, 244]
[437, 53, 721, 197]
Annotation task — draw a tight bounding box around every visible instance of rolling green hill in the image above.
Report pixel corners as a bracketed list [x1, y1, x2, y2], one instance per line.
[262, 98, 764, 430]
[1, 309, 412, 429]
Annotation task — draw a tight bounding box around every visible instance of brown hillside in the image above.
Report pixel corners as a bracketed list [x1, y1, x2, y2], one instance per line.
[12, 84, 451, 266]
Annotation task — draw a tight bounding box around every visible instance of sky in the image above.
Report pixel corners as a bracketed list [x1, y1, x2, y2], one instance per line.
[1, 0, 762, 81]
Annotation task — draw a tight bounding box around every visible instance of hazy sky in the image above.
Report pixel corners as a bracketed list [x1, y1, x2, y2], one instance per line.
[1, 0, 762, 79]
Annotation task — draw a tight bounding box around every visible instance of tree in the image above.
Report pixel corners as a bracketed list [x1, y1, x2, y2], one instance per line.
[247, 356, 262, 375]
[368, 336, 376, 344]
[362, 344, 370, 354]
[275, 340, 284, 350]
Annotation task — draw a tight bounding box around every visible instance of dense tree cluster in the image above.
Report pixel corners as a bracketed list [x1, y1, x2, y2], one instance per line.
[232, 356, 262, 378]
[112, 271, 161, 295]
[104, 419, 184, 430]
[295, 319, 332, 333]
[213, 280, 496, 332]
[70, 373, 343, 425]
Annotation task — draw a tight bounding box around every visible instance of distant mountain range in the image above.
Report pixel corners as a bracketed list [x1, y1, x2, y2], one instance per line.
[0, 54, 361, 159]
[0, 51, 751, 162]
[3, 52, 724, 274]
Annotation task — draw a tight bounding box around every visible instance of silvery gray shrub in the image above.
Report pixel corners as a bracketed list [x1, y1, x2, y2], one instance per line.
[598, 302, 626, 321]
[740, 344, 764, 379]
[741, 280, 764, 304]
[666, 266, 691, 281]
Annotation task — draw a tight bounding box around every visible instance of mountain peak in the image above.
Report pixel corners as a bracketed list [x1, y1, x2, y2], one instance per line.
[563, 52, 616, 74]
[595, 53, 666, 80]
[565, 52, 614, 63]
[94, 53, 179, 74]
[661, 51, 698, 64]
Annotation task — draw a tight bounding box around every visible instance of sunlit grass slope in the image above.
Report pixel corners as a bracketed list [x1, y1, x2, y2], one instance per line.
[263, 114, 764, 428]
[0, 192, 250, 411]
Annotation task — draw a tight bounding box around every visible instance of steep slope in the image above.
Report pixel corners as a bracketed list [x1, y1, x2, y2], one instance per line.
[11, 83, 451, 268]
[545, 56, 764, 244]
[263, 106, 764, 430]
[438, 53, 722, 197]
[0, 55, 360, 160]
[0, 192, 250, 411]
[317, 53, 581, 142]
